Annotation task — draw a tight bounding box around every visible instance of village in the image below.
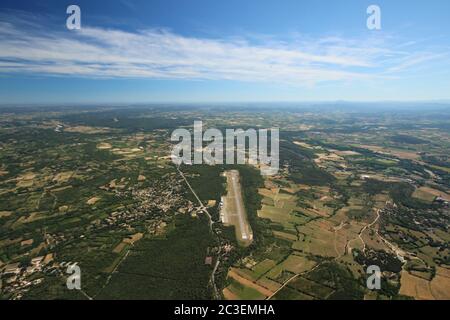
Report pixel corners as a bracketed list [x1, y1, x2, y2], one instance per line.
[0, 169, 202, 299]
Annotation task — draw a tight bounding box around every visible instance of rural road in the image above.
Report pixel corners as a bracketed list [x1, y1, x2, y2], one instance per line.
[345, 208, 380, 255]
[357, 208, 381, 253]
[176, 165, 221, 299]
[269, 207, 383, 300]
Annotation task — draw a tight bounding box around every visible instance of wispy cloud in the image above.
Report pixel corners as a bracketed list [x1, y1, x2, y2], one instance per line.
[385, 52, 448, 73]
[0, 14, 446, 86]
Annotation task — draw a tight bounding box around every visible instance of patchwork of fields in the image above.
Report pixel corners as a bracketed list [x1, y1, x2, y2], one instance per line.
[1, 105, 449, 300]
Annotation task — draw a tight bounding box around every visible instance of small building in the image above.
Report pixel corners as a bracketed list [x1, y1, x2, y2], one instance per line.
[436, 197, 449, 205]
[204, 256, 213, 265]
[207, 200, 217, 207]
[3, 262, 21, 275]
[21, 239, 34, 246]
[43, 253, 54, 265]
[27, 265, 38, 273]
[31, 256, 44, 266]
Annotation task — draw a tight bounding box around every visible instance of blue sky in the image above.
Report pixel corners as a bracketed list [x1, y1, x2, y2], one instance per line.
[0, 0, 449, 104]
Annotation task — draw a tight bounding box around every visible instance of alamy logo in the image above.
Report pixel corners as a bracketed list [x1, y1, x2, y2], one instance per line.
[66, 263, 81, 290]
[171, 121, 279, 176]
[367, 5, 381, 30]
[66, 5, 81, 30]
[366, 265, 381, 290]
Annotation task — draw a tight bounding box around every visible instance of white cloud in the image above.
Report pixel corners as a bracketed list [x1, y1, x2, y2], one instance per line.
[386, 52, 447, 73]
[0, 17, 445, 86]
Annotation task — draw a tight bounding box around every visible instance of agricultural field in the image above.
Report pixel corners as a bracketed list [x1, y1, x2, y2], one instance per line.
[220, 105, 450, 301]
[1, 104, 449, 300]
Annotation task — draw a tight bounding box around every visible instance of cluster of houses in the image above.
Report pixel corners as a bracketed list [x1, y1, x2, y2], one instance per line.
[1, 172, 192, 299]
[54, 124, 64, 133]
[435, 196, 449, 207]
[99, 174, 189, 228]
[1, 253, 54, 299]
